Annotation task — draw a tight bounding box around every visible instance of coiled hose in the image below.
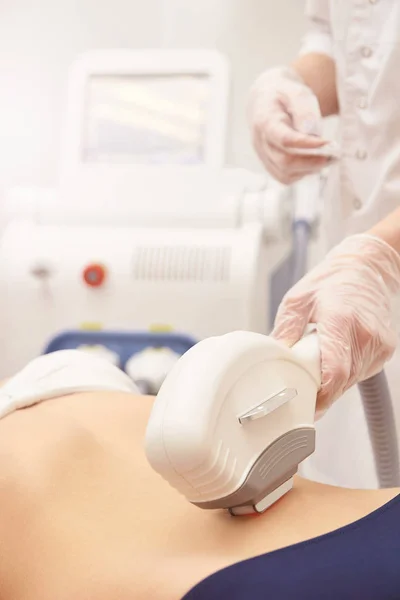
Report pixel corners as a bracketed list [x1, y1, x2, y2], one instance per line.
[292, 220, 400, 488]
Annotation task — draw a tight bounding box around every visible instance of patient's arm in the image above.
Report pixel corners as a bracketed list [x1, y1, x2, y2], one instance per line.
[0, 390, 397, 600]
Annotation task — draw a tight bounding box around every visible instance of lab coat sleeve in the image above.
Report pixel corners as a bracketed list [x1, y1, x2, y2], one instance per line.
[299, 0, 333, 58]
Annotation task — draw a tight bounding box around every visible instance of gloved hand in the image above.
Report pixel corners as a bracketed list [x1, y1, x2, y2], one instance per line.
[272, 235, 400, 417]
[248, 67, 330, 184]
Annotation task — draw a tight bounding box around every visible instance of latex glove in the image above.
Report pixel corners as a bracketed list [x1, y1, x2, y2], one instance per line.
[248, 67, 330, 184]
[272, 235, 400, 417]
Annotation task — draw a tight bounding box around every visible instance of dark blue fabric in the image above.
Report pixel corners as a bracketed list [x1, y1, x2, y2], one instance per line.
[182, 494, 400, 599]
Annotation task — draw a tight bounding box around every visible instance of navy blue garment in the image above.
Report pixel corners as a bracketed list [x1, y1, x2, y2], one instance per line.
[182, 494, 400, 599]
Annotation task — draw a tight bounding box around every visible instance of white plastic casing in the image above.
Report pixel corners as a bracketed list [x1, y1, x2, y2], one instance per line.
[0, 221, 271, 376]
[0, 171, 291, 377]
[145, 330, 320, 504]
[3, 169, 291, 238]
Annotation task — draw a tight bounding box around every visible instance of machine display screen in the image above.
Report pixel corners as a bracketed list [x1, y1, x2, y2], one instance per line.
[83, 74, 210, 165]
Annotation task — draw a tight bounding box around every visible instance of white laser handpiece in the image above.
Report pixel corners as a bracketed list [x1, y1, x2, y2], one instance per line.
[145, 329, 321, 516]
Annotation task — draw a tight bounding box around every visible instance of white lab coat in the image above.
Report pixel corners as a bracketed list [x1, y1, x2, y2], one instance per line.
[298, 0, 400, 488]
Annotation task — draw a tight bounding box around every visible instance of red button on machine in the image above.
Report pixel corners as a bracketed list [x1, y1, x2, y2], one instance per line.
[83, 264, 107, 287]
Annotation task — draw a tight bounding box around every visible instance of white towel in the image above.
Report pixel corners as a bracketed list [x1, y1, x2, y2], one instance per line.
[0, 350, 138, 419]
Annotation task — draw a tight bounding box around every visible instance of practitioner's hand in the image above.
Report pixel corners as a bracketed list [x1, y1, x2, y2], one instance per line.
[272, 235, 400, 417]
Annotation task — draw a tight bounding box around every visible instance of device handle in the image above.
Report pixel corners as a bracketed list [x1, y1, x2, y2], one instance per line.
[290, 325, 321, 387]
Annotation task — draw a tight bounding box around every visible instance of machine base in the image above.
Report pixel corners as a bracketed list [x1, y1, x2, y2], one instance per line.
[229, 477, 294, 516]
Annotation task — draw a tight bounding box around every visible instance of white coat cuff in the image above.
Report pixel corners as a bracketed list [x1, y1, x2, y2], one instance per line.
[299, 31, 333, 58]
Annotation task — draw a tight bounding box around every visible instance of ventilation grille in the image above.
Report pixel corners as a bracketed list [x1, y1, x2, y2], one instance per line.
[132, 245, 232, 282]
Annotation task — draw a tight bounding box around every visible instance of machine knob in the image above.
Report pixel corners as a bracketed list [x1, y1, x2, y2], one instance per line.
[83, 263, 107, 287]
[30, 263, 53, 280]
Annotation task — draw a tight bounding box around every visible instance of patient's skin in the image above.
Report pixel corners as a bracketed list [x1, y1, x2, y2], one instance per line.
[0, 392, 397, 600]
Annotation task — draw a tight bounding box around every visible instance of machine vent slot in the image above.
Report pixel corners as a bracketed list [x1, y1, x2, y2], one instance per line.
[132, 246, 232, 282]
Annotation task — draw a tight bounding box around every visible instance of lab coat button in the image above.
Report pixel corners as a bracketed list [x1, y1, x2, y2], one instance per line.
[353, 198, 363, 210]
[361, 46, 373, 58]
[358, 97, 368, 109]
[356, 149, 368, 160]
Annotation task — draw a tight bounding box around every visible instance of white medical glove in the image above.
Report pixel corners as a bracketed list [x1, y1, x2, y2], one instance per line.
[271, 235, 400, 418]
[248, 67, 329, 184]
